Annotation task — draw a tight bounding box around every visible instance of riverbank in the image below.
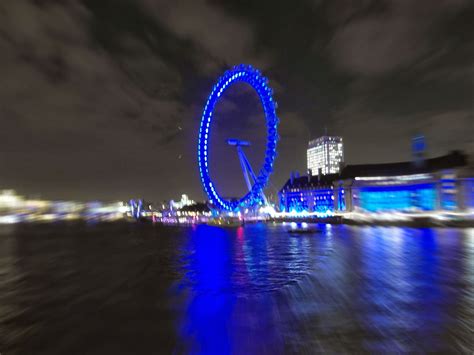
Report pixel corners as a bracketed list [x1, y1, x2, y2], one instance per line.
[271, 213, 474, 228]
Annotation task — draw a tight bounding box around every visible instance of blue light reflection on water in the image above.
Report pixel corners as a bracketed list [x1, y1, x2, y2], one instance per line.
[175, 224, 285, 354]
[1, 223, 472, 354]
[173, 224, 473, 353]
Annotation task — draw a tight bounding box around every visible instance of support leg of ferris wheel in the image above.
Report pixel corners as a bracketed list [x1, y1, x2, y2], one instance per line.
[240, 150, 268, 206]
[232, 143, 269, 207]
[236, 145, 254, 193]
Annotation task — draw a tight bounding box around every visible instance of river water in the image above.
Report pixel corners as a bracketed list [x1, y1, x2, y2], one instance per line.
[0, 222, 473, 354]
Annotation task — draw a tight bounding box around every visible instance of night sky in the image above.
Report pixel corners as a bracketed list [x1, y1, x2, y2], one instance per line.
[0, 0, 473, 202]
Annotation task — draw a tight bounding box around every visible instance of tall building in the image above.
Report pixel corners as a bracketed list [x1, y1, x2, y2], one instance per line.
[307, 136, 344, 175]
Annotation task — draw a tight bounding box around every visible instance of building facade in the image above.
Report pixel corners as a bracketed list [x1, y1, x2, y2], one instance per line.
[307, 136, 344, 175]
[280, 150, 473, 214]
[337, 151, 470, 213]
[170, 194, 195, 210]
[279, 174, 344, 214]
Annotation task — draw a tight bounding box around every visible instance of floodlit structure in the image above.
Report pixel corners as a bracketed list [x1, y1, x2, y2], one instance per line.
[337, 150, 470, 213]
[197, 64, 279, 211]
[307, 136, 344, 175]
[227, 139, 268, 205]
[280, 150, 473, 214]
[279, 174, 342, 214]
[170, 194, 195, 210]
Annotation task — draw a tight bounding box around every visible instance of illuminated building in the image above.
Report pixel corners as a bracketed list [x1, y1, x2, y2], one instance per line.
[307, 136, 344, 175]
[338, 150, 468, 213]
[280, 150, 472, 214]
[279, 174, 343, 213]
[170, 194, 195, 210]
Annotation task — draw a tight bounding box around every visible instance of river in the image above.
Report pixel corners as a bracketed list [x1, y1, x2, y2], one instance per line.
[0, 222, 473, 353]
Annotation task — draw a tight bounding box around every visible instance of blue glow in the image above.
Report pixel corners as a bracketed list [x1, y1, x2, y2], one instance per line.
[359, 184, 436, 212]
[197, 64, 279, 211]
[129, 199, 143, 219]
[465, 178, 474, 209]
[440, 178, 458, 210]
[338, 188, 346, 211]
[280, 188, 335, 213]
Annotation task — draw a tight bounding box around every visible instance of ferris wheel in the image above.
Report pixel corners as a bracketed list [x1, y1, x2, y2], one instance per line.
[197, 64, 279, 211]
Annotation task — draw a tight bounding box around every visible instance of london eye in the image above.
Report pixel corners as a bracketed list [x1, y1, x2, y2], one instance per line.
[197, 64, 279, 211]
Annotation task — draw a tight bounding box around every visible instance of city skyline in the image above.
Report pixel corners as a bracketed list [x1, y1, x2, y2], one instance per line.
[0, 0, 473, 202]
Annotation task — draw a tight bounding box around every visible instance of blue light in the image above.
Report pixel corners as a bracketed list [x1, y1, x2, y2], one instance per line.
[281, 188, 336, 213]
[197, 64, 279, 211]
[129, 199, 143, 219]
[359, 184, 436, 212]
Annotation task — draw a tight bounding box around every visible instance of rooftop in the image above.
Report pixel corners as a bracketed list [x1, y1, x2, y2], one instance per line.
[280, 173, 340, 191]
[308, 135, 343, 147]
[339, 150, 467, 179]
[280, 151, 468, 191]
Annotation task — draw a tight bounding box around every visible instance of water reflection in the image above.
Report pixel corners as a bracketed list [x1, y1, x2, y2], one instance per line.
[0, 223, 472, 353]
[175, 224, 473, 353]
[176, 224, 284, 353]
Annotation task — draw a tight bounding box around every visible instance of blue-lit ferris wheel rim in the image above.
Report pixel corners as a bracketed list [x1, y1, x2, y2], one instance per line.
[198, 64, 279, 211]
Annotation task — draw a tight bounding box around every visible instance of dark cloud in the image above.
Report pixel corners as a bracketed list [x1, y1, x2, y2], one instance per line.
[0, 0, 472, 202]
